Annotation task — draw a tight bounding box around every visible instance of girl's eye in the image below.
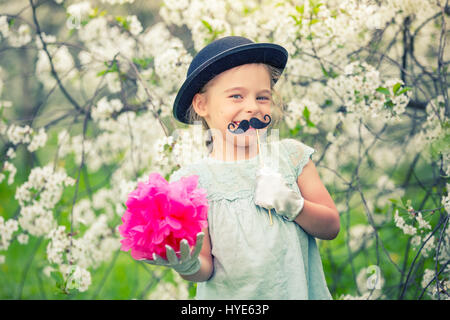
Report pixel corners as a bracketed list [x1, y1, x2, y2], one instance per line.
[257, 96, 270, 101]
[230, 94, 242, 99]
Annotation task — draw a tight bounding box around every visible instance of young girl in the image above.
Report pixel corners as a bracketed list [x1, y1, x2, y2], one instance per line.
[145, 36, 340, 300]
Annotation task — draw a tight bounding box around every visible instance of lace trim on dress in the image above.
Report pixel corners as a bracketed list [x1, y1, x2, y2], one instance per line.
[168, 139, 313, 202]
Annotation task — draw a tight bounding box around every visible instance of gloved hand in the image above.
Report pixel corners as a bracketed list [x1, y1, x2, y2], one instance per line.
[141, 232, 204, 275]
[254, 166, 304, 221]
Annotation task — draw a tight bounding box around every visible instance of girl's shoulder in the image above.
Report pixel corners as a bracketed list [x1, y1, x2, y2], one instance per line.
[279, 138, 316, 178]
[169, 160, 224, 199]
[279, 137, 314, 152]
[168, 162, 201, 183]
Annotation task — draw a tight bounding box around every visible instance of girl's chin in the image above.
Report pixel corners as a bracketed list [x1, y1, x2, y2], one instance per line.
[231, 134, 257, 147]
[221, 127, 266, 147]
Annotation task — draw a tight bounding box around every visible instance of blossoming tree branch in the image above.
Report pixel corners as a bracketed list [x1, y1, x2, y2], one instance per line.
[0, 0, 448, 299]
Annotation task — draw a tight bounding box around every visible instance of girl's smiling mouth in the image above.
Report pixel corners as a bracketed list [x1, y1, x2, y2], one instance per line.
[229, 115, 271, 134]
[233, 120, 255, 130]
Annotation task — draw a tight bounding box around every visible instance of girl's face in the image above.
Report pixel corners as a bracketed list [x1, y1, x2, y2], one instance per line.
[192, 63, 272, 158]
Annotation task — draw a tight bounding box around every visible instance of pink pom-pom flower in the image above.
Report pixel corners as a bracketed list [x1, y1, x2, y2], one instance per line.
[118, 172, 208, 260]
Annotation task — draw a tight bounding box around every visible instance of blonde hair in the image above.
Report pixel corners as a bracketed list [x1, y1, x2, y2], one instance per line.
[186, 63, 284, 153]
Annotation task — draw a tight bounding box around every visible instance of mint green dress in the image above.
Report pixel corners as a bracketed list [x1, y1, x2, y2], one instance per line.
[169, 138, 332, 300]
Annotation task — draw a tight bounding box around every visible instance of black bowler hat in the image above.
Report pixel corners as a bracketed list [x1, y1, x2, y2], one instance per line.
[173, 36, 288, 124]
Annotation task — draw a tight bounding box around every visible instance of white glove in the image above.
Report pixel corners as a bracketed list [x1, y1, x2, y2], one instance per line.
[141, 232, 204, 275]
[254, 166, 304, 221]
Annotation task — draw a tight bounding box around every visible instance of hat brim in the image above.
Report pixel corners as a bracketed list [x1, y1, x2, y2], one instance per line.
[173, 42, 288, 124]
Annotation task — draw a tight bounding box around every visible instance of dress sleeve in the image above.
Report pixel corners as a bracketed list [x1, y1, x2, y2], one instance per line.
[168, 166, 189, 183]
[282, 138, 316, 178]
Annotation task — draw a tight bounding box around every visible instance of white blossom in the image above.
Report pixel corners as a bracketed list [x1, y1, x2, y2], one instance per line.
[443, 192, 450, 215]
[36, 46, 77, 89]
[356, 266, 385, 299]
[127, 15, 143, 36]
[416, 212, 431, 231]
[411, 235, 421, 247]
[3, 161, 16, 185]
[348, 224, 375, 252]
[15, 165, 74, 236]
[6, 124, 32, 145]
[100, 0, 135, 4]
[67, 1, 93, 20]
[43, 266, 55, 277]
[60, 264, 92, 292]
[421, 268, 435, 289]
[0, 216, 19, 251]
[0, 16, 10, 39]
[146, 269, 189, 300]
[92, 97, 123, 121]
[394, 209, 417, 236]
[421, 233, 435, 258]
[0, 0, 447, 300]
[8, 24, 32, 47]
[27, 127, 48, 152]
[46, 226, 70, 265]
[419, 268, 449, 300]
[6, 147, 16, 159]
[19, 203, 56, 237]
[17, 233, 29, 245]
[72, 198, 96, 227]
[153, 39, 191, 92]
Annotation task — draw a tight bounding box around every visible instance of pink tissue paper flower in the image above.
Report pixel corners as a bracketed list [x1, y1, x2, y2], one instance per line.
[118, 172, 208, 261]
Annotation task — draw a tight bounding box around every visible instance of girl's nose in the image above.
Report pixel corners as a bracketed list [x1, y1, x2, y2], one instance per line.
[244, 97, 260, 113]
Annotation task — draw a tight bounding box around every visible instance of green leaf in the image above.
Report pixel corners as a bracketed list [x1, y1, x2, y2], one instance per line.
[303, 105, 310, 118]
[400, 196, 409, 209]
[322, 67, 338, 79]
[392, 82, 402, 95]
[289, 14, 303, 25]
[89, 7, 99, 18]
[163, 269, 177, 286]
[132, 57, 153, 69]
[115, 16, 129, 30]
[303, 106, 316, 127]
[290, 123, 303, 136]
[96, 60, 118, 77]
[306, 120, 316, 128]
[375, 87, 390, 96]
[295, 4, 304, 15]
[201, 20, 213, 33]
[313, 4, 323, 15]
[188, 282, 197, 299]
[385, 99, 394, 108]
[388, 198, 398, 204]
[396, 87, 412, 96]
[50, 270, 64, 289]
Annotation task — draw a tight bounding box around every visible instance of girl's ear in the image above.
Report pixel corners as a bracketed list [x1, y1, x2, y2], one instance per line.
[192, 93, 208, 117]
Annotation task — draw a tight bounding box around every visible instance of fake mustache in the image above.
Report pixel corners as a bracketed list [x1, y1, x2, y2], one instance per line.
[227, 114, 272, 134]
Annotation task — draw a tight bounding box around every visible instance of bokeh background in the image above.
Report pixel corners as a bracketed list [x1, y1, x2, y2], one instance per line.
[0, 0, 448, 300]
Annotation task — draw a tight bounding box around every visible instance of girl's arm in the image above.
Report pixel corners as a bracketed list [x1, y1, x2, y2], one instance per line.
[294, 159, 340, 240]
[179, 226, 214, 282]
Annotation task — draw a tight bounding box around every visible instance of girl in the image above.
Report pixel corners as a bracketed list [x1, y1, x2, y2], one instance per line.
[144, 36, 340, 300]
